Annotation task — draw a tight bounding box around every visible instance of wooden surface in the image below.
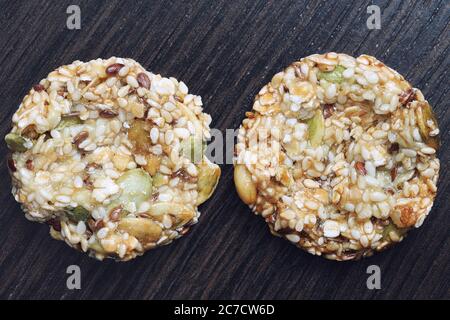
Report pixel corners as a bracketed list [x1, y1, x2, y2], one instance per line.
[0, 0, 449, 300]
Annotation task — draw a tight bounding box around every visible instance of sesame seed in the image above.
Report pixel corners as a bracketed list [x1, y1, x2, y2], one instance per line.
[158, 193, 173, 202]
[323, 220, 340, 238]
[421, 168, 434, 178]
[303, 178, 320, 188]
[280, 210, 295, 220]
[174, 128, 190, 139]
[370, 192, 387, 202]
[363, 70, 379, 84]
[97, 227, 109, 239]
[295, 220, 304, 232]
[420, 147, 435, 155]
[344, 203, 355, 212]
[305, 200, 319, 210]
[286, 234, 300, 243]
[76, 221, 86, 234]
[402, 149, 417, 157]
[126, 75, 139, 88]
[150, 127, 159, 144]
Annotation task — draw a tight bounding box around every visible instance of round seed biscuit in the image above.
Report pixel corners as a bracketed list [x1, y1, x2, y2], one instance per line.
[234, 53, 440, 261]
[6, 57, 220, 261]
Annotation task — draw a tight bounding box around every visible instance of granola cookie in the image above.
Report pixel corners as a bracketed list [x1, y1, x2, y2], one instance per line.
[234, 53, 440, 260]
[6, 57, 220, 261]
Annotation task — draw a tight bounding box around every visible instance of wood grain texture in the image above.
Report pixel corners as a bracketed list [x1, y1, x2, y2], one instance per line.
[0, 0, 449, 300]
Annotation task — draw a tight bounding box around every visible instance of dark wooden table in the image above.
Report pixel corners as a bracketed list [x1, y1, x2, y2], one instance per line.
[0, 0, 448, 300]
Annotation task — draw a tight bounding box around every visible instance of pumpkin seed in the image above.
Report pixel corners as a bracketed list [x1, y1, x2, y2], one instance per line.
[89, 240, 106, 254]
[181, 136, 206, 163]
[117, 217, 162, 244]
[234, 164, 257, 205]
[55, 115, 82, 130]
[65, 205, 90, 222]
[382, 222, 407, 241]
[196, 159, 221, 205]
[317, 65, 345, 83]
[283, 140, 302, 158]
[116, 168, 153, 208]
[147, 202, 195, 228]
[5, 133, 27, 152]
[307, 109, 325, 147]
[415, 102, 439, 150]
[152, 172, 166, 187]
